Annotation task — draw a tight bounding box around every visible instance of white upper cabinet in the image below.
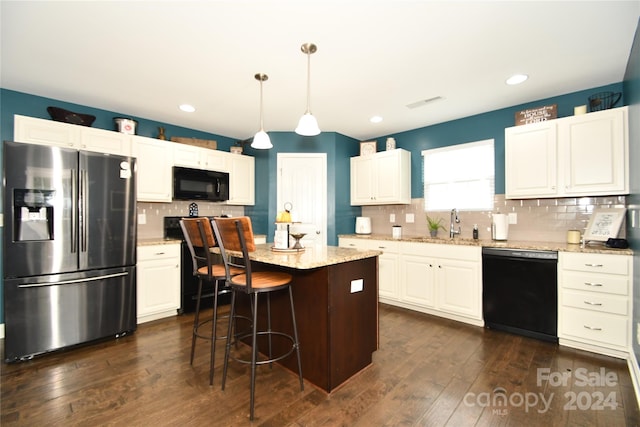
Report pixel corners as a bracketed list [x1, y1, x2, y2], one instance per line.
[505, 120, 558, 198]
[172, 143, 227, 171]
[14, 115, 131, 156]
[226, 154, 255, 205]
[80, 127, 131, 155]
[350, 148, 411, 205]
[131, 135, 172, 202]
[15, 115, 81, 148]
[505, 107, 628, 199]
[560, 108, 627, 196]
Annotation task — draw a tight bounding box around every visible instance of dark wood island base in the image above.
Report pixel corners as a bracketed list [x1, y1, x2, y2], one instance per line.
[233, 246, 380, 393]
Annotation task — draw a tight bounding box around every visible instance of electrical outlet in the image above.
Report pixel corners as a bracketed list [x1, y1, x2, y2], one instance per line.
[350, 279, 364, 293]
[406, 213, 415, 223]
[508, 213, 517, 224]
[390, 214, 396, 223]
[138, 213, 147, 225]
[637, 322, 640, 345]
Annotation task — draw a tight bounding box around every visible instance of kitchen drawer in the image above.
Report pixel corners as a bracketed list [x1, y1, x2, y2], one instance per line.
[561, 290, 628, 315]
[339, 238, 399, 253]
[561, 252, 629, 275]
[561, 306, 628, 348]
[138, 244, 180, 261]
[561, 271, 628, 296]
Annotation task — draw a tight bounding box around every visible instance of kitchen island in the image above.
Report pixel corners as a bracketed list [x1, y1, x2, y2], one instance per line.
[232, 244, 381, 393]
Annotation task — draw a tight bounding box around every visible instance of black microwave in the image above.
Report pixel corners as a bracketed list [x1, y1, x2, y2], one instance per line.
[173, 166, 229, 202]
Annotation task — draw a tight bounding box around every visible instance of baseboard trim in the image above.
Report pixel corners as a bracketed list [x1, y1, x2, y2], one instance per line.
[628, 351, 640, 411]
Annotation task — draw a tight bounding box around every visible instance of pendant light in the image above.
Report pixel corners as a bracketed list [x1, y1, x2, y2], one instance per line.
[295, 42, 321, 136]
[251, 73, 273, 149]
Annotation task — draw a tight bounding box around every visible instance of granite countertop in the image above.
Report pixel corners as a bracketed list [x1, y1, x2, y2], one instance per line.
[218, 243, 381, 270]
[338, 234, 633, 256]
[138, 238, 182, 246]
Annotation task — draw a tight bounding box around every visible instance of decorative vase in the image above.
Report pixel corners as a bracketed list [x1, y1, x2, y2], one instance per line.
[430, 229, 438, 238]
[157, 127, 166, 140]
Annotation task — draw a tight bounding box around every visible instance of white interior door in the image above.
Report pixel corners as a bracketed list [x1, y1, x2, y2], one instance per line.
[277, 153, 327, 246]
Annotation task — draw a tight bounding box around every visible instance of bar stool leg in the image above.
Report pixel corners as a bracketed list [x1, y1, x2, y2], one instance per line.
[209, 279, 221, 385]
[288, 286, 304, 391]
[266, 293, 273, 369]
[250, 292, 260, 421]
[221, 291, 236, 391]
[190, 278, 204, 365]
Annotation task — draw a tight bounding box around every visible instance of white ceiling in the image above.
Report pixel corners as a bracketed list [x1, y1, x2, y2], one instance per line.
[2, 1, 639, 141]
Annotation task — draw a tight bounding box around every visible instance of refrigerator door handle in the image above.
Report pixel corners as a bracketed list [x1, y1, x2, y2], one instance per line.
[80, 169, 88, 252]
[17, 272, 129, 288]
[71, 169, 78, 253]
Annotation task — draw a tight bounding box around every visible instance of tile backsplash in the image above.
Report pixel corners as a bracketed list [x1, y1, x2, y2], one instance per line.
[137, 201, 245, 239]
[361, 195, 627, 243]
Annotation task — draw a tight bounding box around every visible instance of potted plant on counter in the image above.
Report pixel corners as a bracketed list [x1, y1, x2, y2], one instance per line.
[427, 215, 445, 238]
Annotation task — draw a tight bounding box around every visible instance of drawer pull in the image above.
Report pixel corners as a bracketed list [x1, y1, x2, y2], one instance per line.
[584, 282, 603, 287]
[378, 246, 387, 249]
[583, 325, 602, 331]
[583, 300, 602, 306]
[584, 263, 603, 268]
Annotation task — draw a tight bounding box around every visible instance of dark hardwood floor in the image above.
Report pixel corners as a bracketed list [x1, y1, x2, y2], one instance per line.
[2, 304, 639, 426]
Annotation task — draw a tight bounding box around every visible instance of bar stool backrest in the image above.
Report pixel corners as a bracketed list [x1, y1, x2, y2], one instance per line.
[211, 216, 256, 292]
[180, 217, 217, 278]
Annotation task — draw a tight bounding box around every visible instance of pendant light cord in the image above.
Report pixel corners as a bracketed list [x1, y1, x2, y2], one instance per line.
[259, 78, 265, 130]
[305, 52, 312, 114]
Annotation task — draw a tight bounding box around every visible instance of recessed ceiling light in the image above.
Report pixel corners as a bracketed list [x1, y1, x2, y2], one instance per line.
[506, 74, 528, 85]
[370, 116, 383, 123]
[179, 104, 196, 113]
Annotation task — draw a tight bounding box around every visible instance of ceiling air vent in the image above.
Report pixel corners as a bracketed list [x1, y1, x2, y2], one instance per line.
[406, 96, 443, 109]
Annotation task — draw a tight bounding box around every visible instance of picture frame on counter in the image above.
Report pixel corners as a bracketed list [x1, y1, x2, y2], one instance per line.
[583, 207, 626, 242]
[360, 141, 377, 156]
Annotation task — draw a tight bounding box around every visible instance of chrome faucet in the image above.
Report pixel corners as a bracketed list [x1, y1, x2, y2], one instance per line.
[450, 208, 461, 238]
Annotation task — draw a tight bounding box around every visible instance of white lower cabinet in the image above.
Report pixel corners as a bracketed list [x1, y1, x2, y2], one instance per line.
[558, 252, 632, 358]
[400, 243, 436, 308]
[137, 243, 181, 324]
[338, 238, 482, 326]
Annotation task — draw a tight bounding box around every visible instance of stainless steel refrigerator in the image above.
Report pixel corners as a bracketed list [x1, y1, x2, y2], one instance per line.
[3, 141, 137, 362]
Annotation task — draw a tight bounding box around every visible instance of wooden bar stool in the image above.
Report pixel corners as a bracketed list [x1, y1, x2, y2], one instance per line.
[179, 217, 242, 385]
[211, 216, 304, 421]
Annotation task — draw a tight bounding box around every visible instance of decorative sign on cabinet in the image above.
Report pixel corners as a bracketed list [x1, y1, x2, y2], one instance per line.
[350, 149, 411, 205]
[505, 106, 628, 199]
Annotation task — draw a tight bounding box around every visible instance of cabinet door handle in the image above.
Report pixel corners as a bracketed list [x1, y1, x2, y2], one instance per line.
[154, 252, 166, 255]
[584, 263, 603, 268]
[583, 325, 602, 331]
[584, 282, 603, 287]
[583, 300, 602, 306]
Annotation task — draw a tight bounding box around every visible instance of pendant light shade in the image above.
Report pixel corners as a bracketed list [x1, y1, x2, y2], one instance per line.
[251, 73, 272, 149]
[295, 43, 320, 136]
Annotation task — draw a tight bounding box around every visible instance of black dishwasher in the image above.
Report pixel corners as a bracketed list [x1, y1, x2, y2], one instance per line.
[482, 247, 558, 343]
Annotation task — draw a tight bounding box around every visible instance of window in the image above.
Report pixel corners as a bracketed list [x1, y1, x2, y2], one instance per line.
[422, 139, 494, 211]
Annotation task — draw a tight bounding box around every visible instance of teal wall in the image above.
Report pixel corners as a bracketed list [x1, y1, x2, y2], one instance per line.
[623, 19, 640, 369]
[244, 131, 360, 246]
